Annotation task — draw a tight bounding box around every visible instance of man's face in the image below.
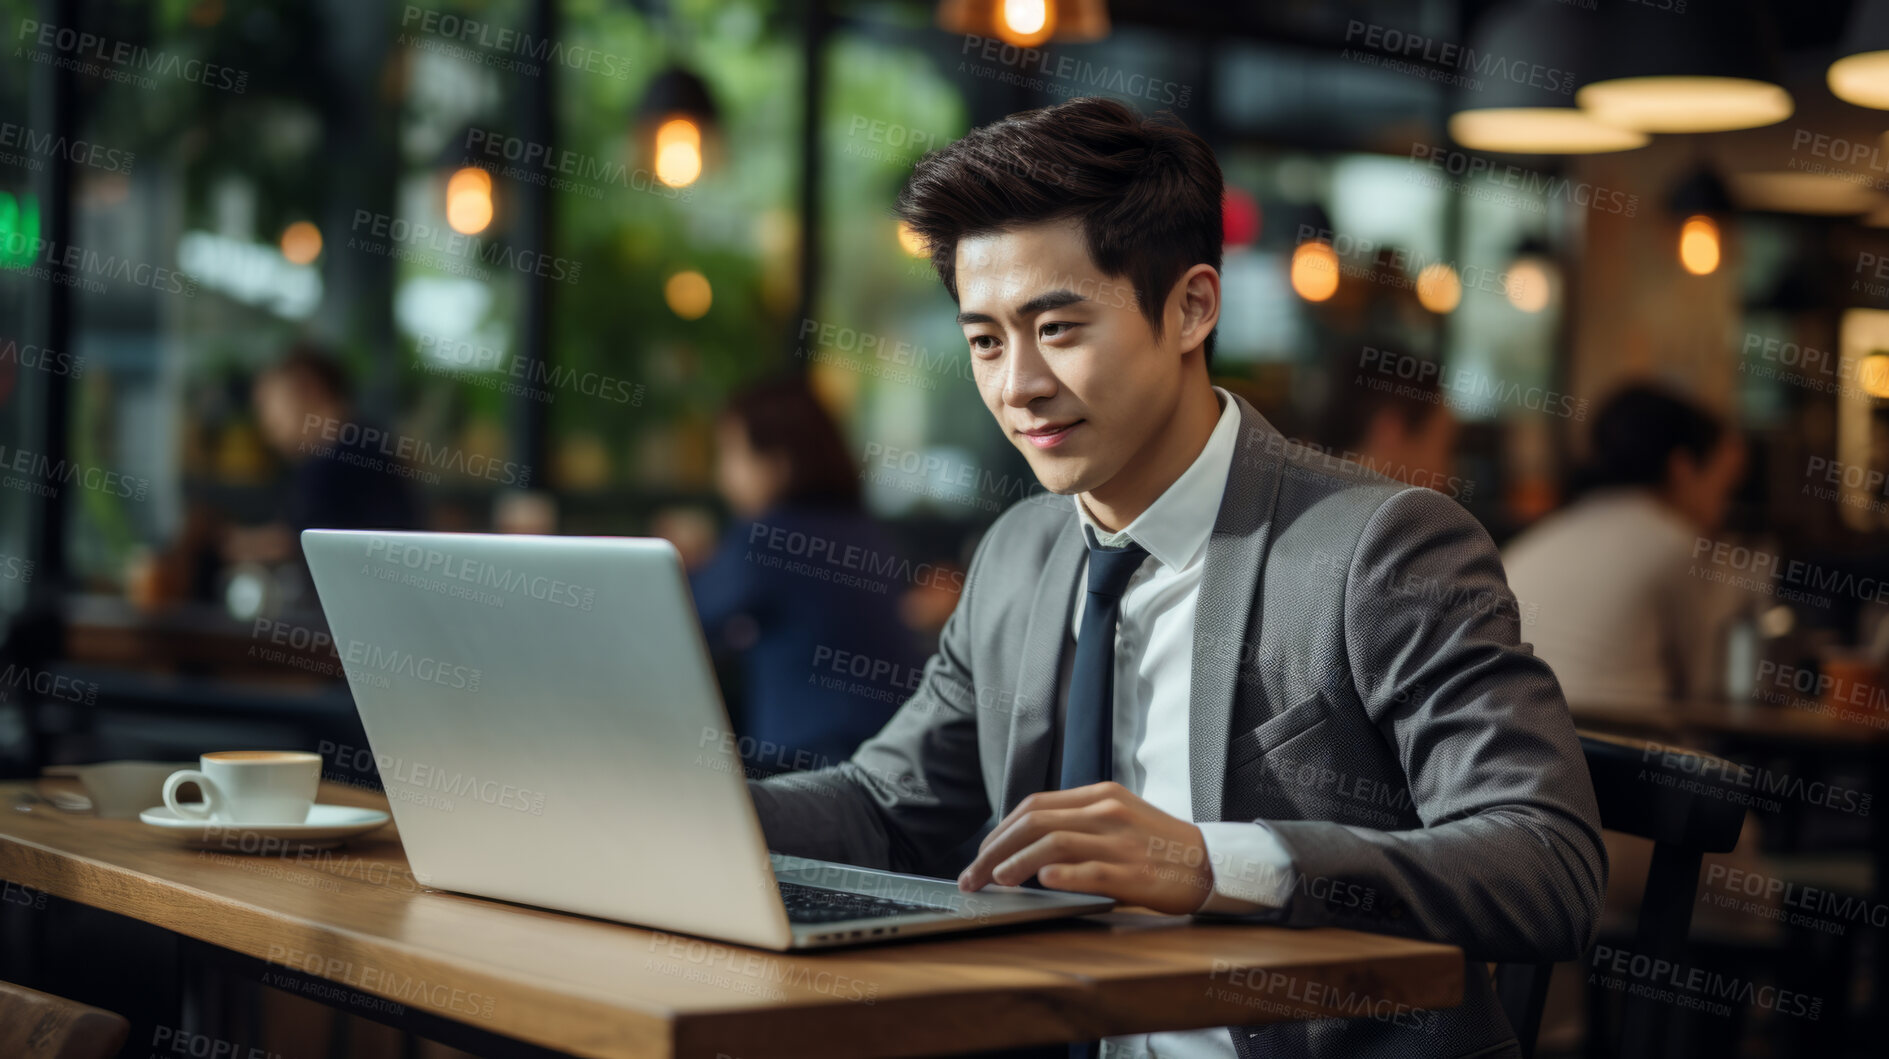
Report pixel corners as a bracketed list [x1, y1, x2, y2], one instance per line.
[953, 219, 1187, 497]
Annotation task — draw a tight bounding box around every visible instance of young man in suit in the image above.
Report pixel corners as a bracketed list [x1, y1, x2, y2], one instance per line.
[748, 97, 1604, 1059]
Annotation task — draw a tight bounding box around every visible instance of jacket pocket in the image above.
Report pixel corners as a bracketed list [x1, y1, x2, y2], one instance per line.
[1227, 693, 1327, 771]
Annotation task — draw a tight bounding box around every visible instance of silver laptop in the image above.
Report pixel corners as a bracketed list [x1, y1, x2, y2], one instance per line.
[300, 529, 1112, 950]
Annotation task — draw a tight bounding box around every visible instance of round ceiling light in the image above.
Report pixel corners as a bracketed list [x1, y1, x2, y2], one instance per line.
[1449, 109, 1648, 154]
[1448, 1, 1646, 155]
[1577, 77, 1793, 133]
[1576, 0, 1791, 133]
[1726, 171, 1883, 215]
[1830, 0, 1889, 109]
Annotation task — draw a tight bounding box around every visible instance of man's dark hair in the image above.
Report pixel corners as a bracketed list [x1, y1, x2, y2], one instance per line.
[895, 96, 1223, 365]
[724, 374, 860, 509]
[1583, 383, 1724, 491]
[1319, 352, 1448, 453]
[262, 342, 353, 405]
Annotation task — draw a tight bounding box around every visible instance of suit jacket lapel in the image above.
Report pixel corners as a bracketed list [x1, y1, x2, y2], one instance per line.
[1190, 395, 1286, 823]
[999, 513, 1084, 817]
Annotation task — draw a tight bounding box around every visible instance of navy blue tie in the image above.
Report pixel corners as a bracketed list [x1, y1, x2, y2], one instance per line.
[1061, 537, 1144, 1059]
[1060, 525, 1148, 791]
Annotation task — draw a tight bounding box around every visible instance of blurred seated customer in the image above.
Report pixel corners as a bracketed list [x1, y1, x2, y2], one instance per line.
[684, 374, 926, 776]
[223, 344, 423, 568]
[1505, 384, 1757, 1055]
[1315, 356, 1459, 490]
[1502, 383, 1747, 706]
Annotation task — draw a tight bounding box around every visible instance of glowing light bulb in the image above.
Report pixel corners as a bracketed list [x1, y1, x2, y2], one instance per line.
[279, 221, 322, 265]
[664, 269, 712, 319]
[1415, 263, 1461, 313]
[1290, 242, 1339, 302]
[446, 167, 494, 235]
[655, 118, 703, 188]
[1507, 260, 1552, 313]
[1001, 0, 1049, 40]
[1678, 214, 1720, 276]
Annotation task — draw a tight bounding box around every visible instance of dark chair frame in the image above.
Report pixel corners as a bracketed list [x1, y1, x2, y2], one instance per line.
[1495, 732, 1747, 1059]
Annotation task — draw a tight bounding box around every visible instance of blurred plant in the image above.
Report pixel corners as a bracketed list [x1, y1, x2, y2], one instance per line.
[549, 0, 792, 487]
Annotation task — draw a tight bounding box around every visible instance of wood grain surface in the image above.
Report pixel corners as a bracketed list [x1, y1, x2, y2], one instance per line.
[0, 780, 1462, 1058]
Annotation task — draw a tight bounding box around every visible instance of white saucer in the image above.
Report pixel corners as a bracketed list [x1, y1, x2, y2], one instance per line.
[139, 804, 391, 850]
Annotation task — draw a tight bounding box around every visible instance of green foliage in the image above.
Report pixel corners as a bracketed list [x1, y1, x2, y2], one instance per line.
[549, 0, 797, 476]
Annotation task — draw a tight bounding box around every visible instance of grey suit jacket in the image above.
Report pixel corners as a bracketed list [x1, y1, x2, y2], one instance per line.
[750, 394, 1606, 1059]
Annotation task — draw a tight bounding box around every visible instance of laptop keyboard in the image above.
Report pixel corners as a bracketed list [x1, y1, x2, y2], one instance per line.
[777, 880, 939, 924]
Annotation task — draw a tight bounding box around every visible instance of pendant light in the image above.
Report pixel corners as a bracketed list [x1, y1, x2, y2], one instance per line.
[1449, 0, 1646, 154]
[1576, 0, 1792, 133]
[1505, 237, 1556, 314]
[1829, 0, 1889, 109]
[435, 128, 497, 236]
[936, 0, 1110, 48]
[637, 66, 719, 189]
[1668, 165, 1732, 276]
[1726, 172, 1882, 215]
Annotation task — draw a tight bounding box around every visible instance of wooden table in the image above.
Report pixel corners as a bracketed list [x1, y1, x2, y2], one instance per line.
[1570, 697, 1889, 745]
[0, 780, 1463, 1058]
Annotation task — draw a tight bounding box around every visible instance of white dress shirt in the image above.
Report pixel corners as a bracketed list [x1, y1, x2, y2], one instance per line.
[1501, 488, 1740, 706]
[1067, 387, 1295, 1059]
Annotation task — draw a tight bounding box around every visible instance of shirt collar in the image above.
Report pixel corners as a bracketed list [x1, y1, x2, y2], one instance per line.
[1074, 386, 1240, 572]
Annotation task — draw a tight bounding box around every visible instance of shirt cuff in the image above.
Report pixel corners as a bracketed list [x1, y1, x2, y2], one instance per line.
[1193, 821, 1296, 914]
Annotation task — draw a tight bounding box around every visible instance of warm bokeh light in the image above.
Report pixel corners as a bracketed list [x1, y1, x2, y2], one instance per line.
[896, 220, 928, 258]
[1727, 171, 1882, 215]
[1576, 77, 1793, 133]
[279, 221, 322, 265]
[1678, 215, 1721, 276]
[655, 118, 703, 188]
[1507, 260, 1552, 313]
[937, 0, 1106, 45]
[446, 166, 494, 235]
[1289, 242, 1339, 302]
[1415, 263, 1462, 314]
[1829, 51, 1889, 110]
[999, 0, 1053, 46]
[1448, 108, 1649, 154]
[664, 269, 712, 320]
[1862, 354, 1889, 399]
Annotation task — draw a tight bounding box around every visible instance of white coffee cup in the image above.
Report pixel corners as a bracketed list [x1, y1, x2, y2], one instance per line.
[163, 751, 321, 824]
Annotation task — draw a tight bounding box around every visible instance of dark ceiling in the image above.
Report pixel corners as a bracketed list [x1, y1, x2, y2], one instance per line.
[1105, 0, 1858, 58]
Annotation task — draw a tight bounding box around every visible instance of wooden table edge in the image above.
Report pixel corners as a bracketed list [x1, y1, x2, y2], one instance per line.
[0, 790, 1466, 1059]
[0, 828, 675, 1058]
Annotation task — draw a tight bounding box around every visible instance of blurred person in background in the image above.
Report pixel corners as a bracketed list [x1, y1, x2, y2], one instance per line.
[222, 343, 423, 570]
[681, 374, 927, 776]
[1503, 383, 1755, 1054]
[1315, 354, 1459, 490]
[1503, 383, 1747, 706]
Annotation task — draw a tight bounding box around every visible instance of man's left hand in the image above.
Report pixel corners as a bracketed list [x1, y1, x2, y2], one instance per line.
[957, 782, 1213, 914]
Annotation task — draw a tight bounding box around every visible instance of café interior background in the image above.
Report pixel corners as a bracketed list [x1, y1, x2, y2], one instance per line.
[8, 0, 1889, 1053]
